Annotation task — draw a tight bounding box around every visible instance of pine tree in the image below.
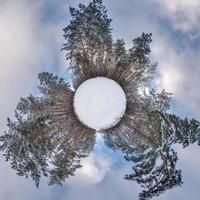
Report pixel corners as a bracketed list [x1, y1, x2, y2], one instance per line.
[62, 0, 156, 87]
[0, 1, 200, 197]
[0, 72, 95, 187]
[104, 89, 200, 200]
[62, 0, 112, 75]
[113, 39, 128, 70]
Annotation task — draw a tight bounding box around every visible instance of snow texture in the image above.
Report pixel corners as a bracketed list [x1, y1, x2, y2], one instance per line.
[73, 77, 127, 130]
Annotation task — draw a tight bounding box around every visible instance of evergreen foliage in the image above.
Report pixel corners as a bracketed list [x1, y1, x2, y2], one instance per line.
[104, 90, 200, 199]
[0, 1, 199, 199]
[0, 72, 95, 187]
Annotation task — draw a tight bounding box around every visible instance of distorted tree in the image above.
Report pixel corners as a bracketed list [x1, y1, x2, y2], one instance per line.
[0, 1, 200, 200]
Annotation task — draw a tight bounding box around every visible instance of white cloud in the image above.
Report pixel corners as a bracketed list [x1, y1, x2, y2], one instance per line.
[0, 1, 200, 200]
[69, 151, 112, 186]
[104, 0, 200, 119]
[79, 153, 111, 183]
[67, 0, 89, 7]
[0, 0, 68, 199]
[63, 157, 139, 200]
[152, 0, 200, 34]
[152, 37, 184, 95]
[0, 0, 66, 129]
[0, 156, 54, 200]
[151, 34, 200, 119]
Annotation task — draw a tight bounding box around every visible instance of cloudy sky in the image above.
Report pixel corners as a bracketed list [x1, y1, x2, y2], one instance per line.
[1, 0, 200, 199]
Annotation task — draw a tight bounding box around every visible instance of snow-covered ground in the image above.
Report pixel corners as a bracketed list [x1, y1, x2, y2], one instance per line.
[73, 77, 127, 130]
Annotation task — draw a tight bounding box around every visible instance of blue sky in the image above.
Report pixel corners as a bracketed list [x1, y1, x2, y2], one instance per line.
[1, 0, 200, 199]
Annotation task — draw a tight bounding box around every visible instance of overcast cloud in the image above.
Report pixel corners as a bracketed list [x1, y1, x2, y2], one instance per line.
[1, 0, 200, 199]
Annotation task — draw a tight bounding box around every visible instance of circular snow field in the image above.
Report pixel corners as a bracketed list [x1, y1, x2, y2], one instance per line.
[73, 77, 127, 130]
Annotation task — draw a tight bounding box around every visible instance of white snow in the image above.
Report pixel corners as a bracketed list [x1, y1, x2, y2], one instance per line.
[73, 77, 127, 130]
